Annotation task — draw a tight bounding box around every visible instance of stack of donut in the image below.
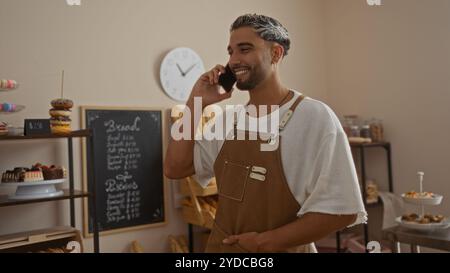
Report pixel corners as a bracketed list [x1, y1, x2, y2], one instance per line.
[50, 98, 73, 134]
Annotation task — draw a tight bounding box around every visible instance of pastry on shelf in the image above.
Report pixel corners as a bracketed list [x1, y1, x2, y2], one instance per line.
[39, 164, 67, 180]
[365, 180, 379, 204]
[0, 103, 25, 113]
[401, 213, 445, 224]
[1, 163, 66, 183]
[401, 171, 443, 205]
[1, 167, 28, 183]
[401, 192, 443, 205]
[0, 122, 8, 136]
[404, 191, 435, 199]
[23, 166, 44, 182]
[0, 79, 18, 90]
[50, 98, 73, 135]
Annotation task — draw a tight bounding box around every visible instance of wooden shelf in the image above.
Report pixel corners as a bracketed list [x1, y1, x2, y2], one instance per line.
[0, 129, 91, 141]
[350, 141, 390, 148]
[0, 226, 83, 252]
[0, 189, 89, 207]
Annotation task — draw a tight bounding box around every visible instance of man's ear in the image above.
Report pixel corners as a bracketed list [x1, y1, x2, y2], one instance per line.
[271, 43, 284, 64]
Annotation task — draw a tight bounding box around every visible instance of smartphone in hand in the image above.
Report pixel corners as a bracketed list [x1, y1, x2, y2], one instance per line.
[218, 64, 236, 92]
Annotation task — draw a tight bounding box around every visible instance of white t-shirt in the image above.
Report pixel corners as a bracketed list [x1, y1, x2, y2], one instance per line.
[193, 91, 367, 227]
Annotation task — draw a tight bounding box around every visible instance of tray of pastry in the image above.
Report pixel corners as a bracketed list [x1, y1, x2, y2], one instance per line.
[401, 191, 443, 205]
[396, 213, 450, 231]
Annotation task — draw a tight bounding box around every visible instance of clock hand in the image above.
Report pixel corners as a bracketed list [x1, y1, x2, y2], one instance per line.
[184, 63, 197, 75]
[176, 63, 186, 77]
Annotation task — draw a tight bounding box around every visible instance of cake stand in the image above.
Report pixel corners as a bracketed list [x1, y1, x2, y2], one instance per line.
[399, 172, 447, 231]
[0, 179, 66, 200]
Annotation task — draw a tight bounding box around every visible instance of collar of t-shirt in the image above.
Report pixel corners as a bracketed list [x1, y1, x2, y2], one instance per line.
[236, 91, 301, 134]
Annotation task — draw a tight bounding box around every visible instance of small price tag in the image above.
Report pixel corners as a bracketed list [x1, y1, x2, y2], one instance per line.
[24, 119, 51, 136]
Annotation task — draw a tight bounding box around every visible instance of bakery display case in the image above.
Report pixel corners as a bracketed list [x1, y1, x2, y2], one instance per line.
[0, 130, 100, 253]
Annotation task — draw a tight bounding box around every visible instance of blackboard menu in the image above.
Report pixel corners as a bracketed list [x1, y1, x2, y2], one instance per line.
[82, 108, 166, 235]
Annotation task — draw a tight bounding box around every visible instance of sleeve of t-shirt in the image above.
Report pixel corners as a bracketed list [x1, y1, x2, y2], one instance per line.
[298, 131, 368, 227]
[192, 137, 218, 188]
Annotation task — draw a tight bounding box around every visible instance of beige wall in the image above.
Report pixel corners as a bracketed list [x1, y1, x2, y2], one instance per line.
[324, 0, 450, 222]
[0, 0, 327, 252]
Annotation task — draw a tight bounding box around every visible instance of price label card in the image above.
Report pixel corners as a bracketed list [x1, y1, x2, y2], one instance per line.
[24, 119, 51, 136]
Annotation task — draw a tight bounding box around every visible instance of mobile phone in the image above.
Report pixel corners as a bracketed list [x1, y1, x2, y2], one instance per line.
[218, 64, 236, 92]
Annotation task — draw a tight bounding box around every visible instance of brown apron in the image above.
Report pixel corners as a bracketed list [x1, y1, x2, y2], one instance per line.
[205, 94, 315, 253]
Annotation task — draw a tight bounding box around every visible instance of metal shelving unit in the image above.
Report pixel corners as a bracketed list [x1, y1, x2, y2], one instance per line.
[0, 129, 100, 253]
[336, 141, 394, 253]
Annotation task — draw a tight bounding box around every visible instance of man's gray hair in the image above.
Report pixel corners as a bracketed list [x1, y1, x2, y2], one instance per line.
[230, 14, 291, 56]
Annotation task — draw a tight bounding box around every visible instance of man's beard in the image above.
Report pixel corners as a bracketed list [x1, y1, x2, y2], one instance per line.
[236, 69, 266, 90]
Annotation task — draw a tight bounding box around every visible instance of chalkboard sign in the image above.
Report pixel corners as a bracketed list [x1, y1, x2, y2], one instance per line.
[81, 107, 167, 236]
[24, 119, 51, 136]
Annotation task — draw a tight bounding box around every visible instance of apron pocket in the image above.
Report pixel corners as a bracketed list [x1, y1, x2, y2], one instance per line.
[218, 160, 250, 202]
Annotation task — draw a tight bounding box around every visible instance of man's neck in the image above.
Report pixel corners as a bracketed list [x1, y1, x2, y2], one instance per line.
[247, 74, 290, 109]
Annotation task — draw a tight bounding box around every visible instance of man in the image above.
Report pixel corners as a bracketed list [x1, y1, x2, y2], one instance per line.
[165, 14, 366, 253]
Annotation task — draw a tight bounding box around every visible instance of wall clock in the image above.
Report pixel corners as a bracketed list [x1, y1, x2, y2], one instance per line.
[160, 47, 205, 102]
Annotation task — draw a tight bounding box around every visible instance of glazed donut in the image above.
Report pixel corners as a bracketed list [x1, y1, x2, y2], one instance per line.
[51, 125, 72, 135]
[50, 119, 71, 126]
[51, 98, 73, 109]
[49, 108, 71, 117]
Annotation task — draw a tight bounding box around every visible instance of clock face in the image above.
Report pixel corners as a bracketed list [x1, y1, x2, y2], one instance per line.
[160, 47, 205, 102]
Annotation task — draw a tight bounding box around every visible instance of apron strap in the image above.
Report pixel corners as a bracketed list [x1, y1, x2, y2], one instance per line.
[279, 94, 306, 131]
[232, 93, 306, 133]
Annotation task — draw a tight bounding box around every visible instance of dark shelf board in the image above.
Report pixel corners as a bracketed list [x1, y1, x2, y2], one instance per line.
[350, 141, 390, 148]
[0, 129, 91, 141]
[0, 189, 89, 207]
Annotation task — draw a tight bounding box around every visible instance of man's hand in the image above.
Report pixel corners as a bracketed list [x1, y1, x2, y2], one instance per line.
[222, 232, 261, 252]
[221, 213, 358, 253]
[188, 64, 233, 107]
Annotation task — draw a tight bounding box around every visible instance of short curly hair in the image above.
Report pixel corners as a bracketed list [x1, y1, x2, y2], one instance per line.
[230, 14, 291, 56]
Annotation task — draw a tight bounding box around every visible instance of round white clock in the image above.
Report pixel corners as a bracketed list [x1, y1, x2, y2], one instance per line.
[160, 47, 205, 102]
